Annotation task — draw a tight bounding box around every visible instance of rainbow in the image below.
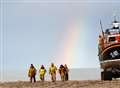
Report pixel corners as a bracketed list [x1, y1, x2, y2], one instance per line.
[56, 18, 84, 68]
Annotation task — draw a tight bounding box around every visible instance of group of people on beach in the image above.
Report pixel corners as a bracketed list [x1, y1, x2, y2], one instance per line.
[28, 63, 69, 83]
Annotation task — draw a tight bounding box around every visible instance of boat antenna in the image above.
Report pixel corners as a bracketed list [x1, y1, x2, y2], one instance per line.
[114, 15, 116, 22]
[113, 10, 117, 21]
[100, 20, 104, 37]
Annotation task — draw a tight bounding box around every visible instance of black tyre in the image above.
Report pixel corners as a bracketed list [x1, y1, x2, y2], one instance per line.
[101, 71, 104, 80]
[101, 71, 112, 80]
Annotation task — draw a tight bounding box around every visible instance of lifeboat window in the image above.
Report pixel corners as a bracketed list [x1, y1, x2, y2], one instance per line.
[109, 37, 115, 42]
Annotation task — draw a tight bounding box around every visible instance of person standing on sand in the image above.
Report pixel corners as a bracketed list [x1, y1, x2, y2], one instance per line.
[64, 64, 69, 81]
[39, 65, 46, 81]
[28, 64, 37, 83]
[59, 65, 66, 81]
[49, 63, 57, 82]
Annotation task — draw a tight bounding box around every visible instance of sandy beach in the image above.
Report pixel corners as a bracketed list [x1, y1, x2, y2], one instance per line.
[0, 80, 120, 88]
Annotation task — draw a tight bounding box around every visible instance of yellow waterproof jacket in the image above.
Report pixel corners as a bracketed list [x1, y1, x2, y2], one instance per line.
[59, 67, 65, 75]
[39, 69, 46, 76]
[49, 66, 57, 74]
[28, 68, 36, 77]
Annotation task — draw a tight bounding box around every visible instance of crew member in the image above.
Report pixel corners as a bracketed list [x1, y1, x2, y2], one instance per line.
[49, 63, 57, 82]
[39, 65, 46, 81]
[64, 64, 69, 81]
[59, 65, 66, 81]
[28, 64, 37, 83]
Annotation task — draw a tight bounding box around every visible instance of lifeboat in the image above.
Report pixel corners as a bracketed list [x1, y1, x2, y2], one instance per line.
[98, 19, 120, 80]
